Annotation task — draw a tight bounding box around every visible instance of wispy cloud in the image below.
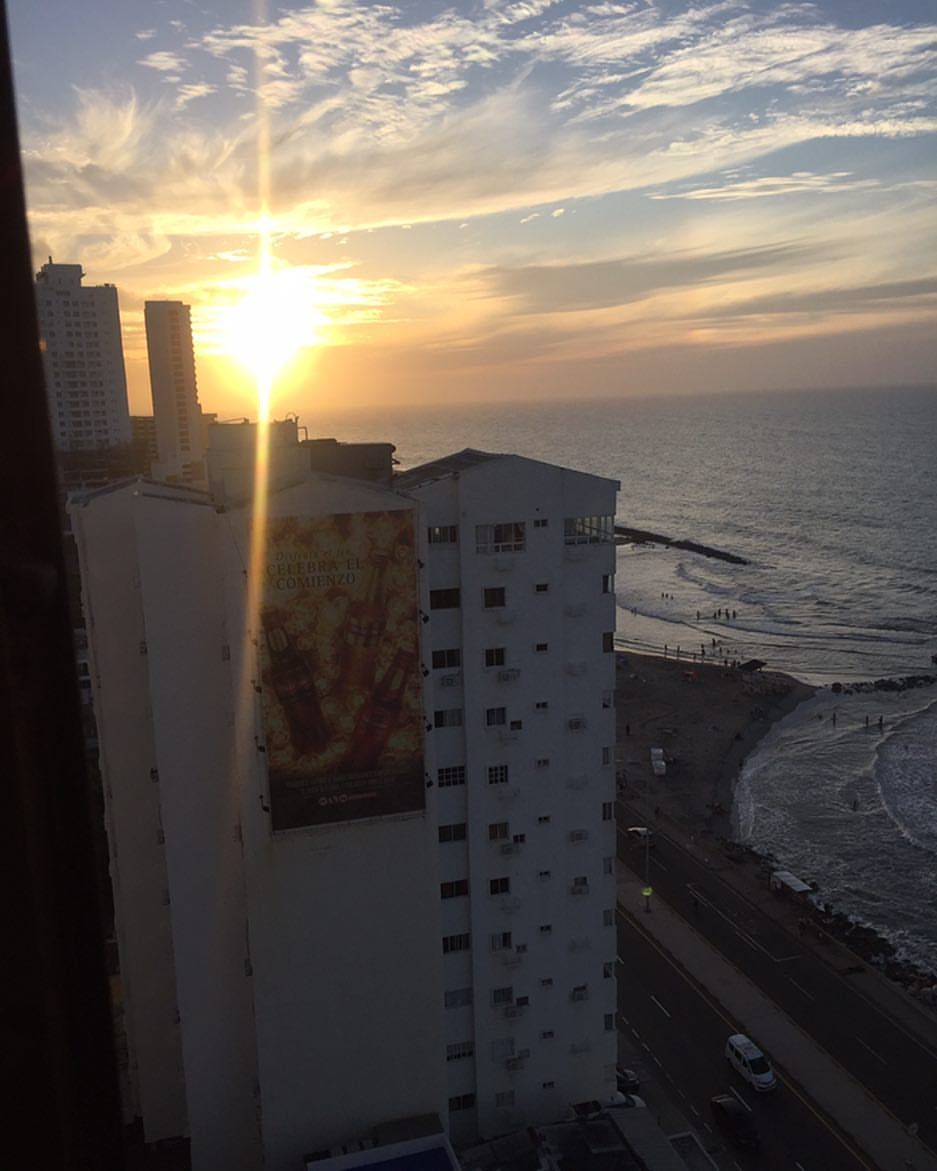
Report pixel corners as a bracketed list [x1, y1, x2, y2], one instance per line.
[138, 50, 188, 74]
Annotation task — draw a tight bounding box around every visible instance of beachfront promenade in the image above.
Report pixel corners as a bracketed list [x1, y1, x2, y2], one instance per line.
[614, 821, 937, 1171]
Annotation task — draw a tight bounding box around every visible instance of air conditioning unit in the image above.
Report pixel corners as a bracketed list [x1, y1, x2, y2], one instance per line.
[440, 672, 460, 687]
[498, 668, 520, 682]
[570, 988, 589, 1003]
[567, 716, 587, 731]
[505, 1056, 527, 1070]
[569, 829, 589, 842]
[500, 841, 521, 855]
[569, 883, 589, 896]
[503, 1005, 525, 1018]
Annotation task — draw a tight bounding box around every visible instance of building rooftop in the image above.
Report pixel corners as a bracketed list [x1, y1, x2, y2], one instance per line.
[393, 448, 502, 489]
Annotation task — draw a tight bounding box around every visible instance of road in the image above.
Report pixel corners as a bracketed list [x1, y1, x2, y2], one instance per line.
[617, 808, 937, 1155]
[617, 910, 871, 1170]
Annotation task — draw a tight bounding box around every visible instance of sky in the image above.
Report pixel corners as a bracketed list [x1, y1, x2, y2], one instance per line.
[9, 0, 937, 417]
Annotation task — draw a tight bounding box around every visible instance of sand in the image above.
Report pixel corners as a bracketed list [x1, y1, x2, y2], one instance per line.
[614, 651, 815, 837]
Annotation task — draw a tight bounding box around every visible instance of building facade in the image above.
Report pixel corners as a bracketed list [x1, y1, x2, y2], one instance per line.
[71, 432, 619, 1167]
[34, 260, 132, 451]
[144, 300, 207, 483]
[398, 452, 620, 1144]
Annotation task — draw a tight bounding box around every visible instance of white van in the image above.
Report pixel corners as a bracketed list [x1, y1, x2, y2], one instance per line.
[725, 1034, 777, 1092]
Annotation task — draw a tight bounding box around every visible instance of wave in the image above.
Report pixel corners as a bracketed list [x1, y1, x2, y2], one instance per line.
[874, 699, 937, 855]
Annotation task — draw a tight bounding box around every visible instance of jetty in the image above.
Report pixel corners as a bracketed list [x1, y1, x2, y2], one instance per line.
[614, 524, 749, 566]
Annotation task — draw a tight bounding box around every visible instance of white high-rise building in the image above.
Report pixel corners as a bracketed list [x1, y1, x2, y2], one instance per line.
[397, 451, 620, 1144]
[70, 428, 619, 1167]
[144, 300, 207, 484]
[35, 261, 132, 451]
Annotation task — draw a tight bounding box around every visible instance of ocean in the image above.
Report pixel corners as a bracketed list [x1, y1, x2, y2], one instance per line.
[309, 384, 937, 974]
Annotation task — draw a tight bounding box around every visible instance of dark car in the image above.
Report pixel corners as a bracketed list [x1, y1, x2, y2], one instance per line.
[710, 1094, 760, 1150]
[616, 1066, 640, 1094]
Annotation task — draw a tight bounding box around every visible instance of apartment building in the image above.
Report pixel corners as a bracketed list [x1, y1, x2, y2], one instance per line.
[397, 450, 620, 1144]
[70, 429, 619, 1166]
[34, 260, 132, 451]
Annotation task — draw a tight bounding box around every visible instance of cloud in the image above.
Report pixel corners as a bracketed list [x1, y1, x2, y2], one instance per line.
[135, 29, 157, 41]
[138, 50, 188, 74]
[476, 243, 820, 315]
[174, 83, 217, 112]
[651, 171, 882, 201]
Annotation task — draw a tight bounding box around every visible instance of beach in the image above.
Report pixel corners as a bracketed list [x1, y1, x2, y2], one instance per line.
[613, 650, 814, 835]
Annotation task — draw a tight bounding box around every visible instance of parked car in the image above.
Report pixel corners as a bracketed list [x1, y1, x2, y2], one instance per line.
[616, 1066, 640, 1094]
[710, 1094, 760, 1149]
[725, 1033, 777, 1092]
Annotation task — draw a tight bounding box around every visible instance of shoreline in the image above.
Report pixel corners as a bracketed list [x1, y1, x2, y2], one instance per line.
[614, 649, 937, 1001]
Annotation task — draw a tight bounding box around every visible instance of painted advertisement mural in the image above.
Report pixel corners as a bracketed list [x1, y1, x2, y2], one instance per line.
[259, 510, 425, 830]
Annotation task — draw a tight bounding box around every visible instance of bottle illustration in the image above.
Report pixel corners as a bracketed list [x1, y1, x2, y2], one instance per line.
[343, 647, 416, 772]
[263, 614, 330, 756]
[341, 552, 389, 688]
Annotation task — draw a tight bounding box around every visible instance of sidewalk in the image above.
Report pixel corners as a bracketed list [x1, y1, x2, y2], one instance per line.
[617, 865, 937, 1171]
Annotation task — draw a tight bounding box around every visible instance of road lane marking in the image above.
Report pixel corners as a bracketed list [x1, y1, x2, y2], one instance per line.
[650, 995, 671, 1018]
[795, 1163, 806, 1170]
[855, 1037, 888, 1065]
[732, 1162, 743, 1171]
[651, 856, 669, 873]
[653, 1055, 663, 1067]
[689, 1104, 700, 1116]
[686, 883, 800, 962]
[788, 977, 817, 1001]
[728, 1086, 752, 1112]
[616, 906, 875, 1169]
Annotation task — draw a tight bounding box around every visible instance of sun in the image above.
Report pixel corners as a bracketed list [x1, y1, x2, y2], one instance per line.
[219, 262, 328, 395]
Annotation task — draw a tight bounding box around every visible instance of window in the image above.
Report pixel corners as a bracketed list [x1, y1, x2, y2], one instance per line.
[439, 822, 467, 843]
[539, 924, 553, 935]
[534, 582, 549, 593]
[564, 515, 615, 545]
[516, 996, 529, 1007]
[486, 707, 507, 727]
[484, 586, 506, 608]
[542, 1081, 555, 1089]
[446, 1041, 474, 1061]
[434, 708, 463, 728]
[602, 693, 614, 711]
[443, 934, 471, 954]
[495, 1091, 515, 1108]
[444, 988, 473, 1009]
[432, 647, 461, 669]
[489, 877, 510, 895]
[603, 961, 615, 978]
[438, 765, 465, 787]
[430, 587, 461, 610]
[428, 524, 458, 544]
[535, 700, 548, 710]
[603, 909, 615, 927]
[449, 1093, 475, 1111]
[602, 802, 614, 821]
[476, 521, 525, 553]
[533, 518, 549, 528]
[540, 977, 553, 989]
[491, 986, 514, 1006]
[602, 631, 614, 653]
[488, 764, 510, 785]
[485, 647, 506, 668]
[540, 1030, 555, 1040]
[603, 856, 614, 875]
[604, 1013, 616, 1032]
[538, 869, 551, 880]
[509, 719, 523, 731]
[602, 573, 614, 594]
[441, 880, 469, 899]
[536, 757, 550, 769]
[534, 642, 548, 653]
[537, 814, 551, 825]
[488, 821, 509, 841]
[490, 931, 512, 952]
